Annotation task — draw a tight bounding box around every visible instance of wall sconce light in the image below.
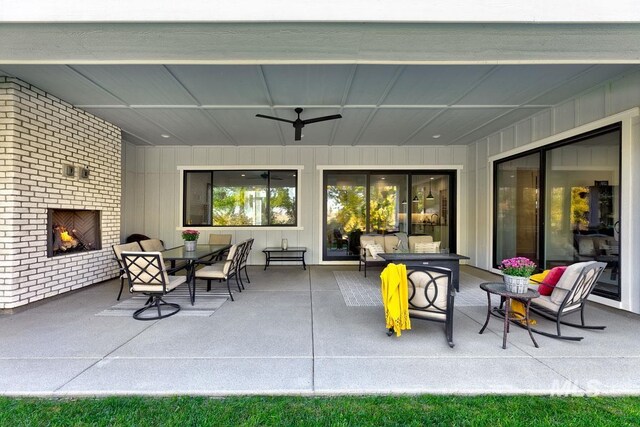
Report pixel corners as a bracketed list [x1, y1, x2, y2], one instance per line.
[79, 166, 90, 180]
[63, 164, 76, 177]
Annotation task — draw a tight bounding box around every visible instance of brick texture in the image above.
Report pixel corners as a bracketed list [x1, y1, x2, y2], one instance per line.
[0, 77, 121, 309]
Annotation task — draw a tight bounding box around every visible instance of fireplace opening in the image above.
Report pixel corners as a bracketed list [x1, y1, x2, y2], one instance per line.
[48, 209, 102, 257]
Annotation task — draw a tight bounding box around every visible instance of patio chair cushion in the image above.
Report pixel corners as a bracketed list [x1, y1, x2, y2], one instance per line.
[407, 267, 450, 321]
[139, 238, 165, 252]
[538, 266, 567, 296]
[549, 261, 593, 304]
[131, 275, 186, 293]
[530, 294, 581, 315]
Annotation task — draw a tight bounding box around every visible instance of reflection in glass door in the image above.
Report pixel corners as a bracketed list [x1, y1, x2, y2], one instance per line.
[325, 173, 367, 260]
[545, 129, 621, 299]
[495, 154, 541, 267]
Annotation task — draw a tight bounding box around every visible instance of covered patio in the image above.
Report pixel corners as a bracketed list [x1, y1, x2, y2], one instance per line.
[1, 265, 638, 396]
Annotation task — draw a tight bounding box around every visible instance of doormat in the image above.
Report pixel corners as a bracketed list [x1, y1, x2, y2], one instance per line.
[333, 271, 382, 307]
[96, 282, 230, 318]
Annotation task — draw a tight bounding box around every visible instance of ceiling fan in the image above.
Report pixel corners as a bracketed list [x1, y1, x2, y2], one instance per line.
[256, 108, 342, 141]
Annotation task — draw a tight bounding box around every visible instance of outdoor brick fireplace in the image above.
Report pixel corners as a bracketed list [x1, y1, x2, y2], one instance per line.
[48, 209, 102, 257]
[0, 77, 121, 310]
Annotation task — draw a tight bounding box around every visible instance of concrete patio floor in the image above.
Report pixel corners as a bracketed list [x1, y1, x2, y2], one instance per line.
[1, 265, 639, 397]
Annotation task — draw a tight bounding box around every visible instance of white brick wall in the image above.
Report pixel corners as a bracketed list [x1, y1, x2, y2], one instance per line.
[0, 77, 121, 309]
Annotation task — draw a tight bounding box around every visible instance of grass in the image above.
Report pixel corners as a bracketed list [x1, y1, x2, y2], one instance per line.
[1, 395, 640, 426]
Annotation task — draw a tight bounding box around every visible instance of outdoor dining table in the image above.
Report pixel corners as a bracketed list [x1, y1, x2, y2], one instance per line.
[378, 251, 470, 291]
[161, 244, 231, 305]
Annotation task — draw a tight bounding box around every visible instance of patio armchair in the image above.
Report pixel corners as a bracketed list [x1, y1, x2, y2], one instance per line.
[112, 241, 142, 300]
[194, 240, 246, 301]
[406, 265, 456, 347]
[121, 251, 187, 320]
[528, 261, 607, 341]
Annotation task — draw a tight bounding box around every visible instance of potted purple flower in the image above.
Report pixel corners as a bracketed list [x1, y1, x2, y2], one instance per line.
[182, 229, 200, 251]
[499, 256, 536, 293]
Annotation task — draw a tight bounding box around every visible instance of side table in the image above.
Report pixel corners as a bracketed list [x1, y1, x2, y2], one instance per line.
[478, 282, 540, 349]
[262, 247, 307, 270]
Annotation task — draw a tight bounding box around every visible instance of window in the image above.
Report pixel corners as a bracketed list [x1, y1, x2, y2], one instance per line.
[183, 170, 298, 227]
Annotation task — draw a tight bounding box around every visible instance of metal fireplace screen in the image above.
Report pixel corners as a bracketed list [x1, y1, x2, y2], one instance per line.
[48, 209, 102, 257]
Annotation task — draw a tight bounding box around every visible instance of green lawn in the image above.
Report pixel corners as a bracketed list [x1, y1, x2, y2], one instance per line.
[1, 395, 640, 426]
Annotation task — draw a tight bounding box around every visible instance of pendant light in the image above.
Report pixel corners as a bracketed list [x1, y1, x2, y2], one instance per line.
[426, 177, 435, 200]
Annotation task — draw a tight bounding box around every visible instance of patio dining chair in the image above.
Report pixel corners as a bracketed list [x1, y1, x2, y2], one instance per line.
[139, 238, 188, 274]
[112, 241, 142, 300]
[237, 238, 254, 288]
[405, 265, 456, 348]
[528, 261, 607, 341]
[194, 240, 246, 301]
[121, 251, 187, 320]
[208, 233, 232, 261]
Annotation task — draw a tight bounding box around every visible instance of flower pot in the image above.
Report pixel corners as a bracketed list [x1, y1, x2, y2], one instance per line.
[184, 240, 197, 251]
[503, 274, 530, 293]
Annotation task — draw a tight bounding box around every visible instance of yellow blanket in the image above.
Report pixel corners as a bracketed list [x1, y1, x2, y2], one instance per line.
[380, 263, 411, 336]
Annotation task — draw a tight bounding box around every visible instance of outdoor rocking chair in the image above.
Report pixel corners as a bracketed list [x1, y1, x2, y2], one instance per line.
[527, 261, 607, 341]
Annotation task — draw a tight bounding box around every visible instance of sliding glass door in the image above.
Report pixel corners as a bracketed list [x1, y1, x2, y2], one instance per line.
[493, 124, 621, 300]
[323, 170, 456, 261]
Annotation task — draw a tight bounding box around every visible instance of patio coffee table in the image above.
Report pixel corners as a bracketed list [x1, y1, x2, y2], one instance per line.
[262, 247, 307, 270]
[478, 282, 540, 349]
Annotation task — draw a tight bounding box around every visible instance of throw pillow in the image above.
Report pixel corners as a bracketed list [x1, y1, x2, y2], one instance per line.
[366, 243, 384, 260]
[538, 266, 567, 296]
[414, 241, 440, 253]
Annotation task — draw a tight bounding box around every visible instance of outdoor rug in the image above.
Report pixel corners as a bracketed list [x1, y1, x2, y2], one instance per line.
[96, 282, 230, 317]
[333, 270, 487, 307]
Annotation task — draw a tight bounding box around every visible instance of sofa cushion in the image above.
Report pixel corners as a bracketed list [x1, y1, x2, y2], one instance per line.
[408, 235, 434, 252]
[384, 235, 399, 253]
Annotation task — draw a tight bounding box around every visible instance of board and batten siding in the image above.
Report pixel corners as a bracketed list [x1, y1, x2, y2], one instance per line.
[467, 68, 640, 314]
[122, 144, 468, 266]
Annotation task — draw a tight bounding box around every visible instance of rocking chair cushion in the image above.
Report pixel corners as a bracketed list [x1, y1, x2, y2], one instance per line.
[549, 261, 592, 304]
[530, 294, 581, 314]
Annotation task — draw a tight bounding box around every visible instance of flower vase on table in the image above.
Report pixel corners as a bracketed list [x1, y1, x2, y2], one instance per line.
[498, 256, 536, 294]
[182, 229, 200, 252]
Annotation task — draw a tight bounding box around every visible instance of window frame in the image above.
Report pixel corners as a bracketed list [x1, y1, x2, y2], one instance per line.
[179, 166, 303, 229]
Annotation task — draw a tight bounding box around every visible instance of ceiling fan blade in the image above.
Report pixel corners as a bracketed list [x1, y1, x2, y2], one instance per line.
[295, 126, 302, 141]
[255, 114, 295, 124]
[301, 114, 342, 125]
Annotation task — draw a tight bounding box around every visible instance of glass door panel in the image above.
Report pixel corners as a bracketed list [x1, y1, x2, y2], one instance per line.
[545, 129, 621, 299]
[325, 173, 367, 260]
[411, 174, 451, 251]
[369, 174, 408, 234]
[495, 154, 541, 267]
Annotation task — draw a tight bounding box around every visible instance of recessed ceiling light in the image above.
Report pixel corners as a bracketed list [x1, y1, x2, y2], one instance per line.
[381, 177, 386, 180]
[241, 174, 246, 177]
[160, 134, 170, 138]
[430, 177, 434, 180]
[432, 134, 441, 139]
